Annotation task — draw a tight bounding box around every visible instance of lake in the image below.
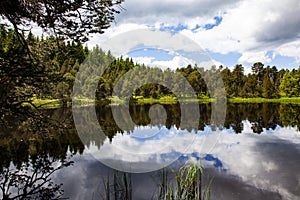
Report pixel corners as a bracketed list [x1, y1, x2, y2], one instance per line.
[1, 103, 300, 199]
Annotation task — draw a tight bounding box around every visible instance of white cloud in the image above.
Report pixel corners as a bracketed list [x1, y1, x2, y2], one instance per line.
[262, 161, 278, 172]
[86, 23, 148, 48]
[99, 0, 300, 68]
[116, 0, 237, 26]
[98, 29, 207, 62]
[276, 40, 300, 63]
[198, 59, 224, 69]
[151, 55, 193, 70]
[127, 55, 194, 70]
[83, 120, 300, 198]
[238, 51, 272, 65]
[11, 0, 299, 68]
[129, 56, 155, 66]
[182, 0, 300, 65]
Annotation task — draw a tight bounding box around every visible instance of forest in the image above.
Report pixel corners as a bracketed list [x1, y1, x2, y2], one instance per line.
[1, 25, 300, 113]
[1, 1, 300, 199]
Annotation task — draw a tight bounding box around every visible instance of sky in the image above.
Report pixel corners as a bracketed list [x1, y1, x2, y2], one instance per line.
[86, 0, 300, 73]
[60, 121, 300, 199]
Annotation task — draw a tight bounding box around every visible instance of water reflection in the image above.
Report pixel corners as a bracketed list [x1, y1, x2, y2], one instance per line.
[0, 154, 73, 200]
[0, 107, 84, 170]
[72, 120, 300, 199]
[1, 103, 300, 199]
[0, 108, 82, 199]
[74, 103, 300, 199]
[94, 103, 300, 138]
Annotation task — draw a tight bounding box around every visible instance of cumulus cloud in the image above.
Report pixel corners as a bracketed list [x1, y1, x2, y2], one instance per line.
[130, 56, 155, 66]
[27, 0, 300, 69]
[151, 55, 193, 70]
[254, 0, 300, 43]
[82, 121, 300, 198]
[276, 40, 300, 62]
[180, 1, 299, 57]
[198, 59, 224, 69]
[86, 23, 148, 48]
[98, 29, 206, 58]
[116, 0, 237, 26]
[98, 0, 300, 69]
[238, 51, 272, 64]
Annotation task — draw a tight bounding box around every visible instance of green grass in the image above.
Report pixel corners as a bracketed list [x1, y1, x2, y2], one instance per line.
[72, 96, 111, 106]
[22, 98, 63, 108]
[157, 163, 212, 200]
[131, 96, 300, 105]
[101, 163, 211, 200]
[228, 97, 300, 104]
[131, 95, 214, 105]
[22, 96, 300, 109]
[134, 96, 178, 104]
[108, 96, 126, 105]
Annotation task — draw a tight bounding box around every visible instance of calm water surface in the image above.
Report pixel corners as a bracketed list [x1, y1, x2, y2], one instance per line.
[1, 103, 300, 199]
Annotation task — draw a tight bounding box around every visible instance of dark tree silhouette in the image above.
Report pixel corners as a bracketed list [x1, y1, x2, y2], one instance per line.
[0, 155, 73, 200]
[0, 0, 124, 42]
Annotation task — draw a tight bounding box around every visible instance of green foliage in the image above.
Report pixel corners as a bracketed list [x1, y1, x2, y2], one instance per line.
[102, 164, 210, 200]
[1, 25, 300, 122]
[157, 163, 212, 200]
[0, 26, 51, 120]
[241, 74, 258, 97]
[76, 51, 209, 100]
[262, 72, 274, 98]
[0, 0, 124, 42]
[221, 64, 297, 99]
[279, 104, 300, 129]
[0, 25, 88, 122]
[76, 47, 300, 101]
[279, 68, 300, 97]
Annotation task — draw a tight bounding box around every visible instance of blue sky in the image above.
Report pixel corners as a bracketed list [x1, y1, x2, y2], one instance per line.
[87, 0, 300, 73]
[128, 48, 174, 61]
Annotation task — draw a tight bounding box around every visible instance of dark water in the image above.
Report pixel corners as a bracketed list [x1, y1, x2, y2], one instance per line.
[1, 103, 300, 199]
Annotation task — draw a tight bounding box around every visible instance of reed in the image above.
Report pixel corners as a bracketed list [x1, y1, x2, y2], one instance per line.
[103, 171, 132, 200]
[102, 163, 211, 200]
[157, 163, 212, 200]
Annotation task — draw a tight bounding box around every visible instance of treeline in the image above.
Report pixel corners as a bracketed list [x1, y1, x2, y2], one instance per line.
[76, 49, 211, 100]
[79, 47, 300, 100]
[0, 25, 87, 115]
[222, 63, 300, 98]
[1, 26, 300, 112]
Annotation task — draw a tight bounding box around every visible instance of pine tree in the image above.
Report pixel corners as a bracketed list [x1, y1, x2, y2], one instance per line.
[262, 73, 274, 98]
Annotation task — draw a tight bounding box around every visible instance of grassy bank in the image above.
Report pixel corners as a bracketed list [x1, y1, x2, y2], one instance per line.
[228, 97, 300, 104]
[131, 95, 213, 104]
[23, 96, 300, 108]
[22, 99, 63, 108]
[23, 97, 111, 108]
[129, 96, 300, 104]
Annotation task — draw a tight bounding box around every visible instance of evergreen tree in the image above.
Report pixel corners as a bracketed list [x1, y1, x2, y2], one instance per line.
[279, 71, 290, 96]
[242, 74, 258, 97]
[262, 72, 275, 98]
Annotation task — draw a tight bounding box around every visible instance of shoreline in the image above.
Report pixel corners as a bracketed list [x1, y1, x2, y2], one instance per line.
[23, 96, 300, 109]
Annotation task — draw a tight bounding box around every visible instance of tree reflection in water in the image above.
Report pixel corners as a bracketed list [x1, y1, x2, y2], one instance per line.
[0, 107, 80, 200]
[1, 102, 300, 199]
[0, 155, 73, 200]
[96, 103, 300, 137]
